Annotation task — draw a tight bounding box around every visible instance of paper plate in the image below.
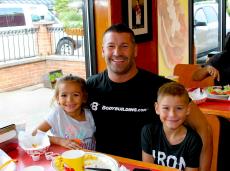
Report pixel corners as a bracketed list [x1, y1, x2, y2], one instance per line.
[18, 131, 50, 155]
[22, 166, 44, 171]
[188, 88, 207, 104]
[51, 151, 119, 171]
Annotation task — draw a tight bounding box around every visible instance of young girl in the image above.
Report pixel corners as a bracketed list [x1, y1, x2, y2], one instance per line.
[141, 82, 202, 171]
[33, 74, 96, 150]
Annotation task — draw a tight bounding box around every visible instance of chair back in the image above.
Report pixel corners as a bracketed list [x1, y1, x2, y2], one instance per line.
[173, 64, 214, 88]
[205, 114, 220, 171]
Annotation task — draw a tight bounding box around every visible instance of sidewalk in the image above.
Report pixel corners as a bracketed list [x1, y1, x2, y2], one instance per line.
[0, 84, 54, 132]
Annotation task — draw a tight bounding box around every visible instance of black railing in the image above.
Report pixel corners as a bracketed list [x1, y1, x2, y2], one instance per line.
[0, 28, 39, 62]
[0, 26, 85, 63]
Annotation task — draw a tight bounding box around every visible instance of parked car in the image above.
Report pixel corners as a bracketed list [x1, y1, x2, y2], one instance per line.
[0, 4, 82, 62]
[194, 1, 230, 62]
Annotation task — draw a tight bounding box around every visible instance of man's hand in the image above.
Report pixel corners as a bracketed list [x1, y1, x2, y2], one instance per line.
[206, 66, 220, 81]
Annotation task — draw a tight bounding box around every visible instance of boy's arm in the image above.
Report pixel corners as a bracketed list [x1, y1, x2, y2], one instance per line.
[185, 167, 198, 171]
[142, 150, 154, 163]
[185, 102, 213, 171]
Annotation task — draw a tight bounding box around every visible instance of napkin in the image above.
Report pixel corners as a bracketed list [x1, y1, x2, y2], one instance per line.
[188, 88, 207, 100]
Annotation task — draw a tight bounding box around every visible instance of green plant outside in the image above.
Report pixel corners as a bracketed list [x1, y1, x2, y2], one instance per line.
[55, 0, 83, 28]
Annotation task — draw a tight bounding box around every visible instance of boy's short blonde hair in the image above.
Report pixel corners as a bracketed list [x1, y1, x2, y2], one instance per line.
[157, 82, 190, 104]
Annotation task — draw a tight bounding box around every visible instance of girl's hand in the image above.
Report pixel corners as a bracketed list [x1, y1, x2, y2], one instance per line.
[59, 139, 82, 150]
[50, 137, 82, 150]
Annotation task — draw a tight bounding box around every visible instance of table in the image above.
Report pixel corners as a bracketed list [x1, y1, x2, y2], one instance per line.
[7, 145, 178, 171]
[198, 98, 230, 118]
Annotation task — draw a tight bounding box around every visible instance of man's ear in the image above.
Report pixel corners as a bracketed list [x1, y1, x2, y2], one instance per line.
[154, 102, 160, 115]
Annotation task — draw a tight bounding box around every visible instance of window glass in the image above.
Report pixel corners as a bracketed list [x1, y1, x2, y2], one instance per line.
[0, 0, 95, 132]
[203, 6, 217, 23]
[195, 8, 207, 23]
[193, 1, 220, 64]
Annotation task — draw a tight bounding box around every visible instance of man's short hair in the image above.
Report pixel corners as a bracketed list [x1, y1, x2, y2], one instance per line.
[103, 23, 136, 43]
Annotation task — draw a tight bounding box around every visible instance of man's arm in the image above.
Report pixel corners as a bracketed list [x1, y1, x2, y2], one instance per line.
[192, 65, 220, 81]
[186, 102, 213, 171]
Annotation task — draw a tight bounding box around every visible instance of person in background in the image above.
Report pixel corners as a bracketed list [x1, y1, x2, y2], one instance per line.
[192, 32, 230, 86]
[141, 82, 202, 171]
[33, 74, 96, 150]
[193, 32, 230, 170]
[86, 23, 211, 171]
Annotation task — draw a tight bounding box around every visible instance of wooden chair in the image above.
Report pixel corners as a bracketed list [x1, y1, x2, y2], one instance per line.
[205, 114, 220, 171]
[173, 64, 214, 88]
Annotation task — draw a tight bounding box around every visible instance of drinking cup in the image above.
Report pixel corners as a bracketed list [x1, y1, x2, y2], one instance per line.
[61, 150, 85, 171]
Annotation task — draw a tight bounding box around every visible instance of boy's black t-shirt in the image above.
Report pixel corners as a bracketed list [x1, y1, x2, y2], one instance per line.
[141, 123, 202, 170]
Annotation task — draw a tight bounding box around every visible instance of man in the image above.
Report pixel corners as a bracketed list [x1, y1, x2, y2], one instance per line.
[192, 32, 230, 86]
[87, 24, 212, 171]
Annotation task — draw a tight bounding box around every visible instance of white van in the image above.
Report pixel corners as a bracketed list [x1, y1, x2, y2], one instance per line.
[0, 4, 82, 62]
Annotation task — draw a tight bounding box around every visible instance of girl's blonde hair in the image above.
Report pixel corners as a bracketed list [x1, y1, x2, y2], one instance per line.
[52, 74, 87, 106]
[157, 82, 190, 104]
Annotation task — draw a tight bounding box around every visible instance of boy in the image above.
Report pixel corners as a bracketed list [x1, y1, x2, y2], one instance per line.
[141, 82, 202, 171]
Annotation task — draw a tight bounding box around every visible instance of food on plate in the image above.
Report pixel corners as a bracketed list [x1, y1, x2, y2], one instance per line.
[84, 154, 98, 161]
[32, 144, 39, 148]
[206, 85, 230, 95]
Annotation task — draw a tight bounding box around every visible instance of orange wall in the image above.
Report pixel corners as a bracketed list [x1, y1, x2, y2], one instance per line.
[94, 0, 158, 74]
[110, 0, 158, 74]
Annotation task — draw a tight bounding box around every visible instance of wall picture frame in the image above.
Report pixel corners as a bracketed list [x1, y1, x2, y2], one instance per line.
[122, 0, 152, 43]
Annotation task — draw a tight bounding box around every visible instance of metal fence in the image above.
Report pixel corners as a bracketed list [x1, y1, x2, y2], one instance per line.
[0, 28, 39, 62]
[0, 26, 85, 63]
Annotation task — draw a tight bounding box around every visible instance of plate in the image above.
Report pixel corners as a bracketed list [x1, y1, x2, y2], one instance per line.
[51, 152, 119, 171]
[188, 88, 207, 104]
[22, 165, 44, 171]
[0, 149, 16, 171]
[205, 86, 230, 100]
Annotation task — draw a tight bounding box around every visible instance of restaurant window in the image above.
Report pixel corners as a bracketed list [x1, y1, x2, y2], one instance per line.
[0, 0, 96, 131]
[192, 0, 230, 64]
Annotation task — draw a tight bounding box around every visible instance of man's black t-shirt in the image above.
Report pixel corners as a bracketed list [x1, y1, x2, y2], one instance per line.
[86, 69, 169, 160]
